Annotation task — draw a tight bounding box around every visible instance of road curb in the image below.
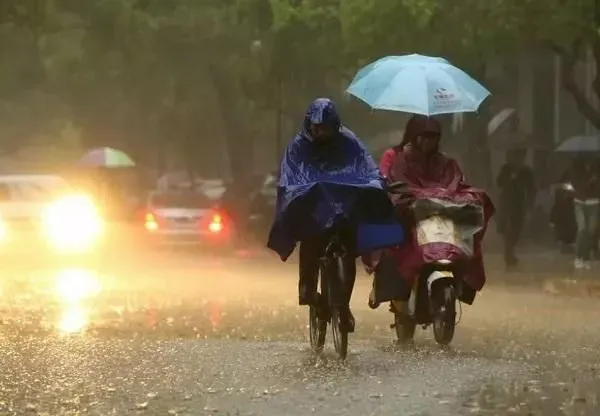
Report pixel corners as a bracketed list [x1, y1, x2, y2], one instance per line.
[542, 278, 600, 298]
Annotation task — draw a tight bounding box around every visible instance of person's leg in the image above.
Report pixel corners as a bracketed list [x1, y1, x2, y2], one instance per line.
[503, 231, 512, 266]
[592, 205, 600, 260]
[497, 203, 510, 265]
[334, 225, 357, 331]
[583, 204, 600, 266]
[574, 202, 587, 267]
[342, 254, 357, 305]
[580, 204, 594, 262]
[298, 236, 324, 305]
[510, 213, 524, 263]
[342, 254, 357, 332]
[503, 213, 522, 267]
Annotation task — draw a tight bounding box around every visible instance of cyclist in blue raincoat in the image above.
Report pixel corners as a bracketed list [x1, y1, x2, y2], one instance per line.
[267, 98, 403, 331]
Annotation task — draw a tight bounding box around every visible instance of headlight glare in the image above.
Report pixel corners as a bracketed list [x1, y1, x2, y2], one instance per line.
[44, 195, 102, 251]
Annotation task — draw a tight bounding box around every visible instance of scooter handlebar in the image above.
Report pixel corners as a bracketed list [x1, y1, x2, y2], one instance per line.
[386, 181, 409, 194]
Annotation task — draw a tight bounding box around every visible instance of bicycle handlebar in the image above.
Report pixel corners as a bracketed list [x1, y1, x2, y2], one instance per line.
[324, 232, 346, 258]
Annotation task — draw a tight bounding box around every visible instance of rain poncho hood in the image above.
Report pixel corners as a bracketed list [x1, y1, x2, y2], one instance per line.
[267, 98, 403, 260]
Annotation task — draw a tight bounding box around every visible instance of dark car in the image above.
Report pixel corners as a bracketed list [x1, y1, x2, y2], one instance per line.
[142, 190, 235, 248]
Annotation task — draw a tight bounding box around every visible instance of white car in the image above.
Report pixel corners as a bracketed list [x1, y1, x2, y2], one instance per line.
[0, 174, 103, 257]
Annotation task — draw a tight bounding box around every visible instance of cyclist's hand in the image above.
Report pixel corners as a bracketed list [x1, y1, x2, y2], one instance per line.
[360, 254, 373, 274]
[399, 192, 415, 203]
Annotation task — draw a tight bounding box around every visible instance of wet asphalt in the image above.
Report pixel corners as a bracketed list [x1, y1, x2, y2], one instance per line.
[0, 248, 598, 416]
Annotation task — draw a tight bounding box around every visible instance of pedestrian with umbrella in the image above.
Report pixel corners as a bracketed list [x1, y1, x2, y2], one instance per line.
[77, 147, 137, 221]
[496, 145, 535, 269]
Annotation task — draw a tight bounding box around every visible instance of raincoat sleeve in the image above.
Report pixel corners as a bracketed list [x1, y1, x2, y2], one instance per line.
[379, 148, 397, 178]
[356, 137, 386, 187]
[264, 142, 302, 259]
[278, 140, 302, 188]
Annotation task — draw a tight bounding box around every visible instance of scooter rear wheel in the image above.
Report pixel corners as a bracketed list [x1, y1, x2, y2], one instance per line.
[432, 284, 456, 346]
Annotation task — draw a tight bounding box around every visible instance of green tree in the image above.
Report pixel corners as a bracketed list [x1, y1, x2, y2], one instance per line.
[543, 0, 599, 129]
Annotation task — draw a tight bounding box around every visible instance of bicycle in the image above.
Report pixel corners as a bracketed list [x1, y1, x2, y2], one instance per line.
[308, 231, 352, 360]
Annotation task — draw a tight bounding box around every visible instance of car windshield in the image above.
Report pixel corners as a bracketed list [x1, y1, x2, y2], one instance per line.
[150, 192, 211, 208]
[1, 177, 69, 201]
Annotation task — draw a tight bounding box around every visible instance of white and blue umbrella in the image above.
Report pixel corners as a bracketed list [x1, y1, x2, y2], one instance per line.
[555, 135, 600, 152]
[346, 54, 491, 116]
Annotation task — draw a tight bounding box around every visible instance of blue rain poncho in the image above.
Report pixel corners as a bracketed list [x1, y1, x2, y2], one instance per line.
[267, 98, 404, 260]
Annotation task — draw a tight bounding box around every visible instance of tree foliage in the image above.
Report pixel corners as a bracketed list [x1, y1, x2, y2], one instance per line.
[0, 0, 597, 179]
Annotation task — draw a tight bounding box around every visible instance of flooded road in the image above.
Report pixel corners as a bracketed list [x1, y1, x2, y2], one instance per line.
[0, 251, 598, 415]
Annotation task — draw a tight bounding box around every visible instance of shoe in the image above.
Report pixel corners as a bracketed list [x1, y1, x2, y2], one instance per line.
[574, 258, 584, 269]
[389, 300, 410, 330]
[368, 286, 380, 309]
[344, 308, 355, 333]
[299, 283, 318, 305]
[583, 261, 592, 270]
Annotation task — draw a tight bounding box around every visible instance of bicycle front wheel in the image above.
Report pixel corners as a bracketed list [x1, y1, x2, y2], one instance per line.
[330, 255, 349, 360]
[309, 305, 327, 353]
[330, 307, 348, 359]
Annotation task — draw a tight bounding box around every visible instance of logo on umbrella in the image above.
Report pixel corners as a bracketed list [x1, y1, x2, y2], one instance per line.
[434, 88, 454, 100]
[433, 87, 459, 110]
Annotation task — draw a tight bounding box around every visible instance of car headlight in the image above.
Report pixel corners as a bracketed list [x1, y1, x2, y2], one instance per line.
[0, 217, 6, 241]
[44, 194, 103, 251]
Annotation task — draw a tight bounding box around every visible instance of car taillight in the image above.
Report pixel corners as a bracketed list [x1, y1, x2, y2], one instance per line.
[208, 213, 224, 233]
[145, 212, 159, 231]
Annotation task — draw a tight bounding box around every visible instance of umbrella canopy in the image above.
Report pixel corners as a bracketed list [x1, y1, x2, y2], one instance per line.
[78, 147, 135, 168]
[346, 54, 491, 116]
[555, 136, 600, 152]
[487, 108, 516, 135]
